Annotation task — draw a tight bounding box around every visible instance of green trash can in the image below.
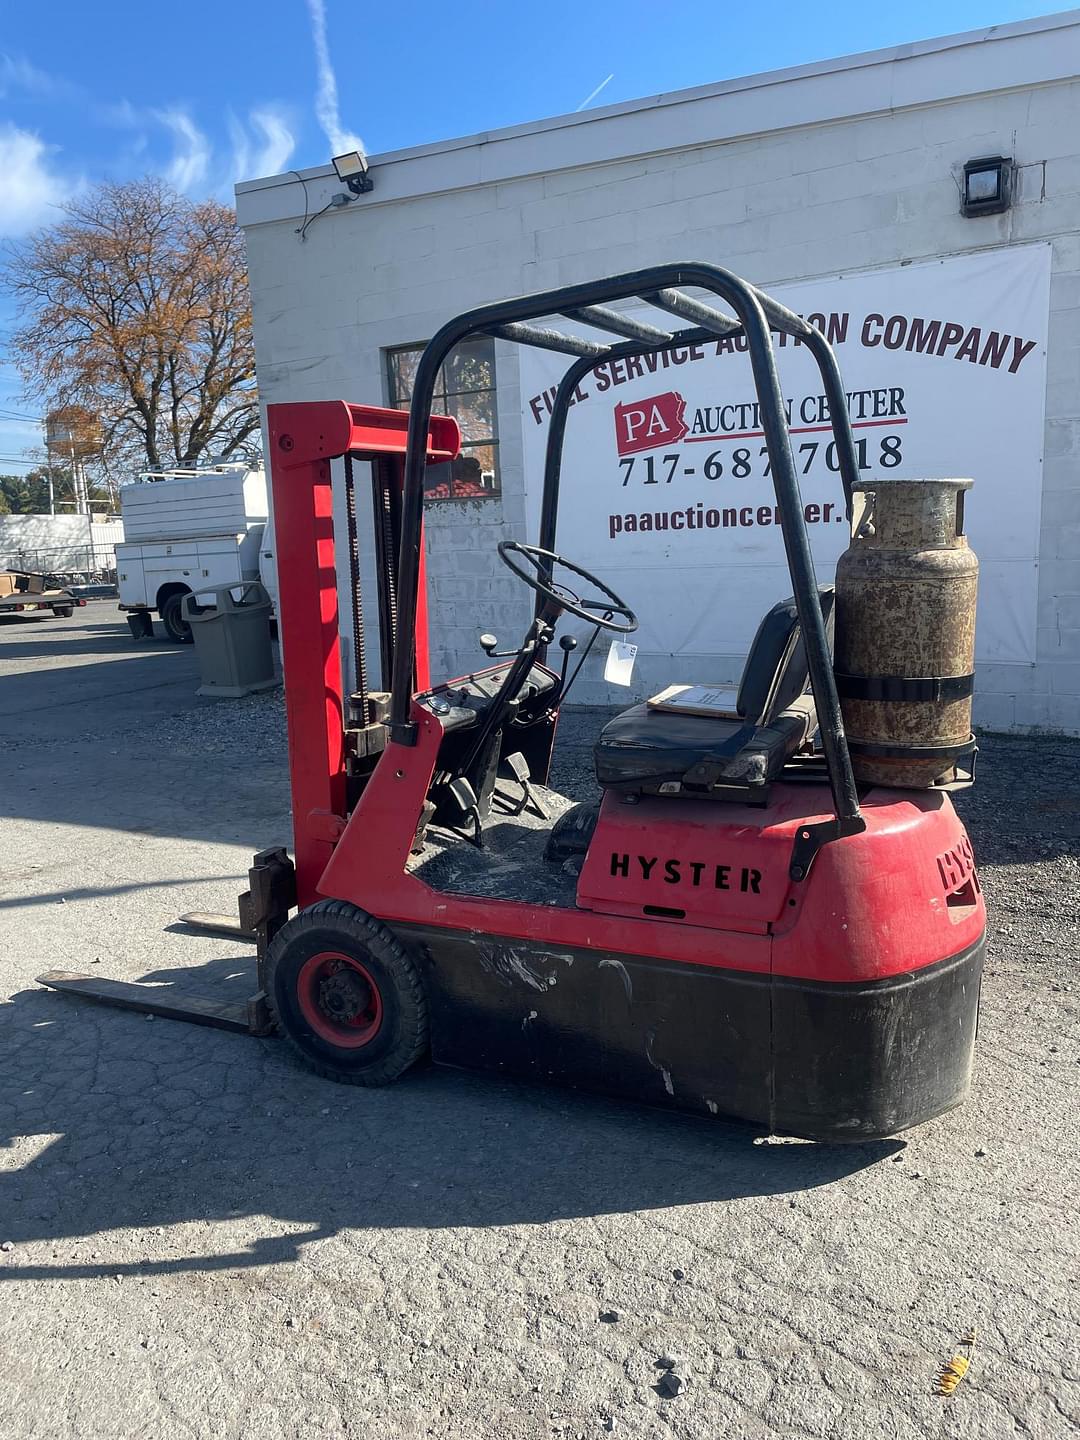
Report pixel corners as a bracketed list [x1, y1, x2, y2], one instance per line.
[182, 582, 278, 699]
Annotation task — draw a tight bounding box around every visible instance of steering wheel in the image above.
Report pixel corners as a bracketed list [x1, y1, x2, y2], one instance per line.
[497, 541, 638, 635]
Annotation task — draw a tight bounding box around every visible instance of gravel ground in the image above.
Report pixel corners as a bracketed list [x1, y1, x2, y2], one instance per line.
[1, 604, 1078, 1440]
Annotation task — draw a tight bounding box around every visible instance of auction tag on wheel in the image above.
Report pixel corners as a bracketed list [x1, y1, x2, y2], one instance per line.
[604, 640, 638, 686]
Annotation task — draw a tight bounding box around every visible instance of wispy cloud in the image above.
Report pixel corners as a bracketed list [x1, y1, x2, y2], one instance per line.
[0, 124, 64, 236]
[105, 101, 295, 193]
[228, 106, 296, 183]
[155, 108, 211, 193]
[250, 108, 295, 176]
[305, 0, 365, 157]
[576, 74, 615, 112]
[0, 54, 74, 100]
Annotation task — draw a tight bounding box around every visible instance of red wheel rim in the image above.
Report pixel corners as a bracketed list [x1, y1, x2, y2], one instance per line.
[296, 950, 383, 1048]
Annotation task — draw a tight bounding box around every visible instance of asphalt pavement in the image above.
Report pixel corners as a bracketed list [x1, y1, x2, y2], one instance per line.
[1, 603, 1077, 1439]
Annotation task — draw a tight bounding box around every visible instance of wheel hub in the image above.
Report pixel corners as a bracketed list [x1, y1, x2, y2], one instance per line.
[295, 948, 384, 1048]
[317, 966, 371, 1023]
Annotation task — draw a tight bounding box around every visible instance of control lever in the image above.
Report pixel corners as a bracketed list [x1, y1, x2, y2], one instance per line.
[479, 633, 518, 660]
[553, 625, 604, 706]
[558, 633, 578, 690]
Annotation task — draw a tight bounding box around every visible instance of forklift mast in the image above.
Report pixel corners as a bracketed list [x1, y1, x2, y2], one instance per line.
[266, 402, 460, 902]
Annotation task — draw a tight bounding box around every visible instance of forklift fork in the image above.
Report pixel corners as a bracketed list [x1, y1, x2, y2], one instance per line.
[37, 849, 296, 1037]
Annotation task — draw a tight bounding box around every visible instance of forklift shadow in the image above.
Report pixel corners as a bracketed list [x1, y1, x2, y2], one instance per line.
[0, 979, 901, 1284]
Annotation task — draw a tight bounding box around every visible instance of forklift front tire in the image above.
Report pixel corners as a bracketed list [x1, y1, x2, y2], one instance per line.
[265, 900, 428, 1086]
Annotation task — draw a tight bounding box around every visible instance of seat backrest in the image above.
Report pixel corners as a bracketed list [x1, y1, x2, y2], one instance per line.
[737, 587, 835, 725]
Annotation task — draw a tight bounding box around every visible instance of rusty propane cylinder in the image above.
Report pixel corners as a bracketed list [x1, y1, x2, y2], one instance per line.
[834, 477, 977, 788]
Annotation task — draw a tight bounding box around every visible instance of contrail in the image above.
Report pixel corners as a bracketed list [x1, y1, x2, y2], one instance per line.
[575, 74, 614, 112]
[305, 0, 365, 156]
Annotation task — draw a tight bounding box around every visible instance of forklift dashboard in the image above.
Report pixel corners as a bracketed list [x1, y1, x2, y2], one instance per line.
[416, 660, 559, 730]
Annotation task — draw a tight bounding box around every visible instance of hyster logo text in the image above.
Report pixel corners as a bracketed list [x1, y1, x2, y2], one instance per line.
[611, 853, 762, 893]
[613, 391, 688, 456]
[936, 835, 976, 891]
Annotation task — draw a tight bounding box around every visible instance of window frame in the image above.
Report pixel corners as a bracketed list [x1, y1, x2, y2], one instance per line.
[385, 338, 500, 503]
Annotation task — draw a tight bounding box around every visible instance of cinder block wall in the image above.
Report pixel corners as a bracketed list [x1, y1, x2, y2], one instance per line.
[240, 23, 1080, 734]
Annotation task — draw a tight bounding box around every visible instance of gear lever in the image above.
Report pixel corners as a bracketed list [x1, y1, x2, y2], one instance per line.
[558, 633, 578, 690]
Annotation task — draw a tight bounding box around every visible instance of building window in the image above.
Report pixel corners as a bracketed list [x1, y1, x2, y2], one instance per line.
[386, 338, 499, 501]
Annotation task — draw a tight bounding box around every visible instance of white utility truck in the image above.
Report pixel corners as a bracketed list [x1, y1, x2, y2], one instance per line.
[115, 461, 277, 642]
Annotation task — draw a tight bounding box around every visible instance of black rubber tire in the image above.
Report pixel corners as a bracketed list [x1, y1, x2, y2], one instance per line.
[264, 900, 428, 1085]
[52, 606, 73, 618]
[160, 592, 192, 643]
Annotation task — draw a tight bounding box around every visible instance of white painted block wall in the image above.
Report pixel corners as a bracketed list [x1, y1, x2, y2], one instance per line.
[240, 26, 1080, 734]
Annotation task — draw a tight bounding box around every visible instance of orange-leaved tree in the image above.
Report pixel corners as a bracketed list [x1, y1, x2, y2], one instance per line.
[4, 178, 259, 480]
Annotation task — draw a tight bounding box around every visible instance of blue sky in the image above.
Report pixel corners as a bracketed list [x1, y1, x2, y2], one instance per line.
[0, 0, 1066, 473]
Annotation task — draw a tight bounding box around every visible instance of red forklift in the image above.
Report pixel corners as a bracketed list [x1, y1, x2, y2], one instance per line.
[42, 264, 985, 1140]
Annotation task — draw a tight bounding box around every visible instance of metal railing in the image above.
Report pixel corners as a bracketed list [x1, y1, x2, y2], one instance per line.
[0, 542, 118, 587]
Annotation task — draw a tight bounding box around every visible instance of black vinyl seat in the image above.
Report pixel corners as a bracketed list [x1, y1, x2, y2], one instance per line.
[594, 590, 834, 801]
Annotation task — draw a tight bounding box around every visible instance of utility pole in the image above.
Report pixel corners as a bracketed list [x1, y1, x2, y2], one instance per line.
[45, 436, 55, 515]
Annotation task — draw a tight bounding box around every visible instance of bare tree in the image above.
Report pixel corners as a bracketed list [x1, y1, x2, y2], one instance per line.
[4, 179, 259, 478]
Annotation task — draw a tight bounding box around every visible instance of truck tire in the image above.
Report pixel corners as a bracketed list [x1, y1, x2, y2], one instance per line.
[53, 605, 73, 619]
[160, 592, 192, 643]
[265, 900, 428, 1086]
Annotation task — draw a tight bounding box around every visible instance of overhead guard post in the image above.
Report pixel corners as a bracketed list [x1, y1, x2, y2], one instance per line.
[800, 327, 860, 521]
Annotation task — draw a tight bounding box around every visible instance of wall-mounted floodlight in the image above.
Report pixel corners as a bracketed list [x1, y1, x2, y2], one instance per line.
[332, 151, 373, 195]
[961, 156, 1012, 217]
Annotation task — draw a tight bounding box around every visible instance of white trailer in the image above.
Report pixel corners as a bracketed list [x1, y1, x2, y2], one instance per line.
[115, 462, 277, 641]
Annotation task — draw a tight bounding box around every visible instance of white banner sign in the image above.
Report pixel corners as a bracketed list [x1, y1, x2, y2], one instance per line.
[520, 246, 1051, 674]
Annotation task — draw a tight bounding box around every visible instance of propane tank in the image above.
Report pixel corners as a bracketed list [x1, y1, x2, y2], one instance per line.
[834, 477, 977, 789]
